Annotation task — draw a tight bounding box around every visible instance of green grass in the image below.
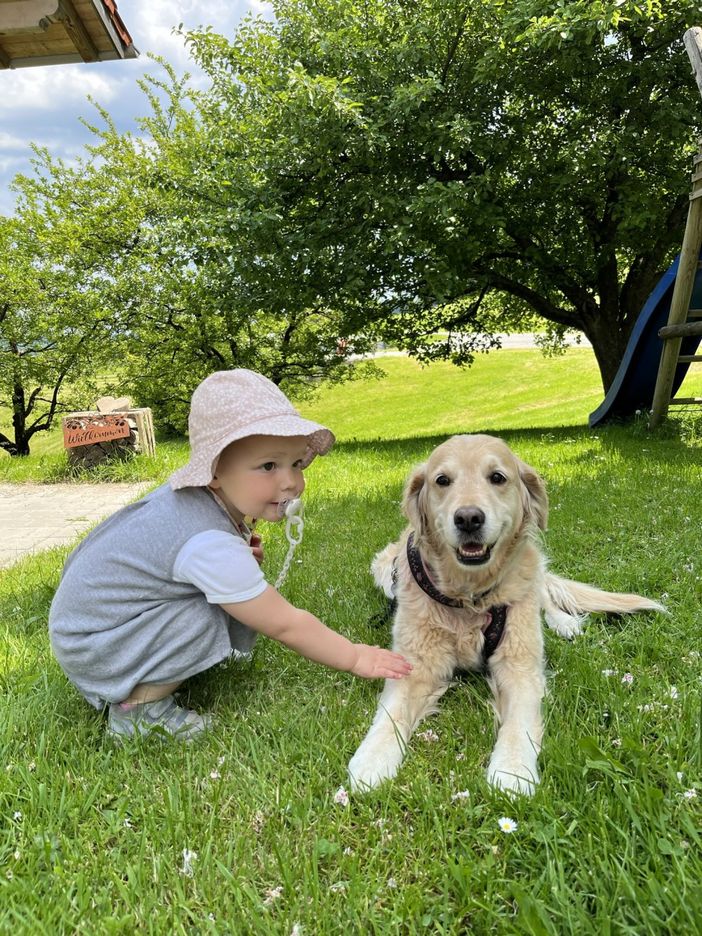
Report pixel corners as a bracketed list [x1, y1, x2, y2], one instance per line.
[2, 349, 702, 933]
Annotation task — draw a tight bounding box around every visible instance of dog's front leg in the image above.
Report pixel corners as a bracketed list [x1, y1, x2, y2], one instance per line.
[348, 664, 450, 791]
[485, 609, 545, 796]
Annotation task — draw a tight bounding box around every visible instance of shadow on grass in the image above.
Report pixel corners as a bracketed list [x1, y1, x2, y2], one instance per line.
[330, 417, 700, 466]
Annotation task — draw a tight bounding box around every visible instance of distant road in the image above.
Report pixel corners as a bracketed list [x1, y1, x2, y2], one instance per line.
[357, 333, 592, 358]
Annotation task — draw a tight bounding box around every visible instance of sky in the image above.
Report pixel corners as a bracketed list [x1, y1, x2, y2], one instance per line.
[0, 0, 273, 216]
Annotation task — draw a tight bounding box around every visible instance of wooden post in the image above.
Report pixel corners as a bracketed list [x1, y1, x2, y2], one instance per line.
[649, 138, 702, 427]
[684, 27, 702, 99]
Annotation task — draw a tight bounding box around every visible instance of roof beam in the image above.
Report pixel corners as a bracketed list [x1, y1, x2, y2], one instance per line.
[48, 0, 99, 63]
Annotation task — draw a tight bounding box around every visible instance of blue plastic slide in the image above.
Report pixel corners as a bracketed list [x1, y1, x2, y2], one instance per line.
[588, 255, 702, 427]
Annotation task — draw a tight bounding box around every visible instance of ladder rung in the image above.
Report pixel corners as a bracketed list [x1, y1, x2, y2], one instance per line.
[687, 310, 702, 318]
[678, 354, 702, 362]
[670, 397, 702, 405]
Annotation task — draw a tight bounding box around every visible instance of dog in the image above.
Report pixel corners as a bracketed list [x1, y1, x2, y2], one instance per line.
[348, 434, 664, 796]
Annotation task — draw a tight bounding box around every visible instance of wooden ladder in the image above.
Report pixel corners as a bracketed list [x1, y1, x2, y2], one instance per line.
[649, 28, 702, 428]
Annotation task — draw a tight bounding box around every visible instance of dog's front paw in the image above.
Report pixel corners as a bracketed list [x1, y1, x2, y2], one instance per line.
[544, 607, 585, 639]
[348, 743, 404, 792]
[487, 755, 539, 797]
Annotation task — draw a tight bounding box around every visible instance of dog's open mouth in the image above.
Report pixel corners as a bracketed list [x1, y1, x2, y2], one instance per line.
[456, 542, 492, 565]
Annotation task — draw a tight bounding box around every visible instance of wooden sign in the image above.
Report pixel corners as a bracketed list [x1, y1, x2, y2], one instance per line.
[62, 414, 131, 449]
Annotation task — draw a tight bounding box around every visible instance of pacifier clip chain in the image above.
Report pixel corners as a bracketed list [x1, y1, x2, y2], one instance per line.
[275, 498, 304, 591]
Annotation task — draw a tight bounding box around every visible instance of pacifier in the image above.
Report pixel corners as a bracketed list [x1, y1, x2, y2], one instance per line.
[274, 497, 305, 590]
[277, 497, 303, 520]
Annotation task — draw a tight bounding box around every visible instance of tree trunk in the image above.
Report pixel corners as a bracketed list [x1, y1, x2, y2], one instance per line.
[0, 377, 33, 456]
[581, 312, 630, 392]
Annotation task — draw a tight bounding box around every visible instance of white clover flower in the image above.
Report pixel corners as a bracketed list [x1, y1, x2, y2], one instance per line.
[290, 925, 303, 936]
[621, 673, 634, 685]
[217, 756, 226, 767]
[677, 771, 684, 782]
[416, 729, 439, 743]
[612, 739, 622, 748]
[343, 846, 354, 856]
[27, 762, 36, 772]
[387, 877, 398, 889]
[210, 770, 221, 780]
[123, 818, 133, 828]
[263, 885, 284, 906]
[683, 789, 697, 800]
[601, 669, 617, 677]
[333, 786, 350, 807]
[498, 817, 518, 833]
[13, 811, 22, 821]
[451, 790, 471, 802]
[456, 752, 466, 761]
[669, 686, 679, 700]
[180, 848, 197, 877]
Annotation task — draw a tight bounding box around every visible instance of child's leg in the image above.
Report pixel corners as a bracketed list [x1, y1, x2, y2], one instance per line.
[123, 680, 183, 703]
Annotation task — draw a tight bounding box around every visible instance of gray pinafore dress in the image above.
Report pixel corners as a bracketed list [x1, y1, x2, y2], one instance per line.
[48, 483, 257, 708]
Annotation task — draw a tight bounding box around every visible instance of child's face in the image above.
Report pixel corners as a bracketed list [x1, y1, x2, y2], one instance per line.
[209, 434, 308, 522]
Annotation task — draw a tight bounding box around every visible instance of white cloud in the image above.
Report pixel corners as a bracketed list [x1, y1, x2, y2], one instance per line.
[0, 67, 118, 114]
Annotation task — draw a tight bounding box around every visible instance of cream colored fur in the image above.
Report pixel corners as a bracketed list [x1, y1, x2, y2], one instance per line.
[348, 434, 664, 796]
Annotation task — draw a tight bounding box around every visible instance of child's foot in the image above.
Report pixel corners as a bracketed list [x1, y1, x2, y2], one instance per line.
[107, 695, 211, 742]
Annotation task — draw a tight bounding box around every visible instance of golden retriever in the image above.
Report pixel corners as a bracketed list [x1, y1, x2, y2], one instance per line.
[348, 434, 664, 795]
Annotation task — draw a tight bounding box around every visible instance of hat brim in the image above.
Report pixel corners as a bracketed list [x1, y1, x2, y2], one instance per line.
[170, 414, 335, 490]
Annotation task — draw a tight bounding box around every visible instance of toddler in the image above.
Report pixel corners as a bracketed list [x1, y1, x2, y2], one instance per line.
[49, 370, 411, 740]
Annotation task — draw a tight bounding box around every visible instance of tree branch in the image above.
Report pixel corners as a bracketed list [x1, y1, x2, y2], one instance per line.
[481, 271, 583, 329]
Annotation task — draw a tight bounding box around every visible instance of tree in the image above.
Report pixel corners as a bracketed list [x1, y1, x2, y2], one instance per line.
[1, 62, 378, 451]
[0, 166, 138, 456]
[74, 63, 379, 436]
[182, 0, 702, 391]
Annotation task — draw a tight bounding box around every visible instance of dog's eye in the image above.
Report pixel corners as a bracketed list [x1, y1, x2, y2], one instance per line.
[435, 474, 451, 487]
[490, 471, 507, 485]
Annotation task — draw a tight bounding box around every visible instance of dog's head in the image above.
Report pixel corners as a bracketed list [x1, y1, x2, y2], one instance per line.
[402, 434, 548, 568]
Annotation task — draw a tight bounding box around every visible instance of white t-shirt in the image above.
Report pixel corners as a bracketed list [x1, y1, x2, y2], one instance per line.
[173, 530, 267, 604]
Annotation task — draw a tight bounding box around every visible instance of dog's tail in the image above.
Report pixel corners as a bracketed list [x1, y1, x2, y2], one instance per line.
[371, 542, 401, 599]
[544, 572, 666, 615]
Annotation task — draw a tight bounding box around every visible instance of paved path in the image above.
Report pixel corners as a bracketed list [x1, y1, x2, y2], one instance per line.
[0, 482, 149, 569]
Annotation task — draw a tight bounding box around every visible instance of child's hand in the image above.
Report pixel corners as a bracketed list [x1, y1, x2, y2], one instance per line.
[350, 644, 413, 680]
[250, 534, 264, 566]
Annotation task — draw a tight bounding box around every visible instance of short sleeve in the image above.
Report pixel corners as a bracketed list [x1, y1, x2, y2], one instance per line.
[173, 530, 267, 604]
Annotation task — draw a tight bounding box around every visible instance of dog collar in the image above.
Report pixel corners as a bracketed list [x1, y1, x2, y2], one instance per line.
[405, 532, 507, 663]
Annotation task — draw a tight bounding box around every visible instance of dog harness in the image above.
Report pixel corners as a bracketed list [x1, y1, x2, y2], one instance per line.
[405, 533, 508, 666]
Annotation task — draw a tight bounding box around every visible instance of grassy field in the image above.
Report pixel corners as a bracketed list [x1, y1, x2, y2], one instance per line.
[1, 349, 702, 934]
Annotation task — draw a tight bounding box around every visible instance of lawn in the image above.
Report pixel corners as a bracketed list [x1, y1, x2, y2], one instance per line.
[1, 349, 702, 934]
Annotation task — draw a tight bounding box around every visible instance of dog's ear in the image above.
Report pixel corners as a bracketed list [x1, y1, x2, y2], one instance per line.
[402, 462, 428, 536]
[517, 458, 549, 531]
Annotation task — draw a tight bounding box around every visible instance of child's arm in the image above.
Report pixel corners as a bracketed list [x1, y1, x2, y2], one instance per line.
[220, 586, 411, 679]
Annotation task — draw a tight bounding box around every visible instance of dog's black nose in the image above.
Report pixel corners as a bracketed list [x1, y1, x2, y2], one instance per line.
[454, 506, 485, 532]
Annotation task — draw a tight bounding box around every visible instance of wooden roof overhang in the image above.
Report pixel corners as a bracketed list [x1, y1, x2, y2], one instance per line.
[0, 0, 137, 69]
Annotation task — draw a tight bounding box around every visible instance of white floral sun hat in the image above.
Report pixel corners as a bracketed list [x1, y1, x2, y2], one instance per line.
[170, 369, 335, 490]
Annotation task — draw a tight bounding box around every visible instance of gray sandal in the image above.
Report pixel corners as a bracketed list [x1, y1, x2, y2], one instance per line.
[107, 695, 212, 742]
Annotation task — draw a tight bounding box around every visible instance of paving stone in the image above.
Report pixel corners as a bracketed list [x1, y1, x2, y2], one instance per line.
[0, 482, 150, 569]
